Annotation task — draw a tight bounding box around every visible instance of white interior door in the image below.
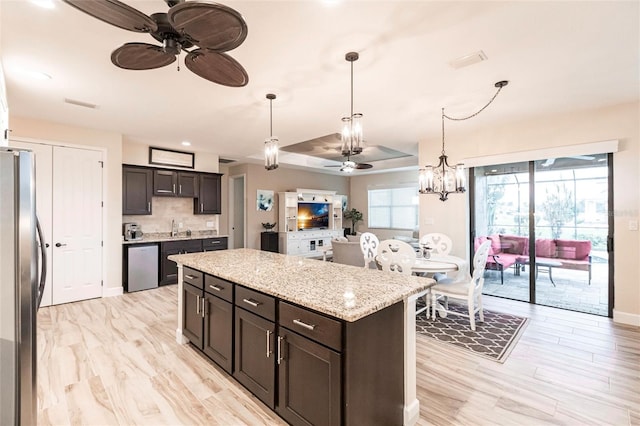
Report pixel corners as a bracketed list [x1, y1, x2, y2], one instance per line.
[231, 175, 245, 248]
[9, 140, 53, 307]
[52, 146, 103, 304]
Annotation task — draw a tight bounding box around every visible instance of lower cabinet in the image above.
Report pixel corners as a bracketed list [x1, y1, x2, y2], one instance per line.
[233, 307, 276, 408]
[182, 272, 404, 426]
[182, 268, 233, 374]
[161, 238, 228, 285]
[276, 329, 341, 426]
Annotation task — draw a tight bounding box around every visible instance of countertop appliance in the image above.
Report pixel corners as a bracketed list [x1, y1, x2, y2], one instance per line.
[126, 244, 159, 292]
[1, 147, 47, 425]
[124, 222, 143, 241]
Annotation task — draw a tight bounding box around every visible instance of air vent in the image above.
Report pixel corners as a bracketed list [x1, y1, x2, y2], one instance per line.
[449, 50, 487, 69]
[64, 98, 98, 109]
[219, 158, 236, 164]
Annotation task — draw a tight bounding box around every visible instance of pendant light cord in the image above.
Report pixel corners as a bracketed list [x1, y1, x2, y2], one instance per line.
[269, 97, 273, 137]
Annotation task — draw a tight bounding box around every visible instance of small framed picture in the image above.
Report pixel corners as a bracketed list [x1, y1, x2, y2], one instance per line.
[149, 147, 195, 169]
[257, 189, 274, 212]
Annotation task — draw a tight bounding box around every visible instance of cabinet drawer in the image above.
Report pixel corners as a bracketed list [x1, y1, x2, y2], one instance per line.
[205, 275, 234, 303]
[162, 239, 203, 252]
[202, 237, 228, 251]
[279, 302, 342, 351]
[236, 286, 275, 322]
[183, 267, 203, 289]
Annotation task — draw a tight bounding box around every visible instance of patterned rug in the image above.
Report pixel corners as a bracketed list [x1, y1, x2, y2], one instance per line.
[415, 301, 528, 363]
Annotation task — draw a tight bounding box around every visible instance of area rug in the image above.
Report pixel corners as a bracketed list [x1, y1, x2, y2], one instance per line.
[415, 302, 528, 363]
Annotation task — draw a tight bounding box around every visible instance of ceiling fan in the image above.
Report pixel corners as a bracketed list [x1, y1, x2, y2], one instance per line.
[62, 0, 249, 87]
[325, 154, 373, 173]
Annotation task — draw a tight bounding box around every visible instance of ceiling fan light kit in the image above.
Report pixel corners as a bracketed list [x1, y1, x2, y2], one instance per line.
[264, 94, 279, 171]
[62, 0, 249, 87]
[419, 80, 509, 201]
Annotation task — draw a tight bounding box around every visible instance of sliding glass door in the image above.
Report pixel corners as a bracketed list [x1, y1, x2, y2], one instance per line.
[472, 154, 611, 316]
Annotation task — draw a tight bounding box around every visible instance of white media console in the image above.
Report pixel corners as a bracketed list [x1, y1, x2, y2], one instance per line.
[278, 190, 344, 258]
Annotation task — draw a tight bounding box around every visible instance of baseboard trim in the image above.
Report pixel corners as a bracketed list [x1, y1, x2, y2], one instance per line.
[103, 286, 123, 298]
[403, 399, 420, 426]
[613, 310, 640, 327]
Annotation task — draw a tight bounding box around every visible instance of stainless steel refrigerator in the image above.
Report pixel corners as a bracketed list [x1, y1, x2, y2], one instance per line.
[1, 147, 47, 425]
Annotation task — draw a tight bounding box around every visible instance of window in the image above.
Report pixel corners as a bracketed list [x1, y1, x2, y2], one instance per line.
[368, 186, 418, 230]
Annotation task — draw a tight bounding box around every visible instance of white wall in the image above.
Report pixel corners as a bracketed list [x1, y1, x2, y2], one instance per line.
[9, 116, 124, 296]
[419, 101, 640, 324]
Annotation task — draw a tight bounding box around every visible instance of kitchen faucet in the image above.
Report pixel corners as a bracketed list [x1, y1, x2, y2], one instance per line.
[171, 219, 178, 237]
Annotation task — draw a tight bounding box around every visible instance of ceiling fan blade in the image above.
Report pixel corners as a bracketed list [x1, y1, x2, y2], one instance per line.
[185, 49, 248, 87]
[355, 163, 373, 169]
[111, 43, 176, 70]
[168, 2, 248, 52]
[62, 0, 157, 33]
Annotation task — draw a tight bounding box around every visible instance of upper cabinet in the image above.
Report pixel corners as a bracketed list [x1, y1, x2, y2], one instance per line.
[123, 166, 152, 215]
[123, 165, 221, 215]
[195, 173, 222, 215]
[153, 170, 199, 197]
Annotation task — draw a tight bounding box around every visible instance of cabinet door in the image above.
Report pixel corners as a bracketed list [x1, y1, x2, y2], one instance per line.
[160, 247, 181, 285]
[153, 169, 177, 196]
[123, 166, 152, 215]
[177, 172, 198, 198]
[276, 329, 341, 426]
[234, 307, 276, 408]
[195, 173, 222, 214]
[203, 294, 233, 374]
[182, 283, 204, 348]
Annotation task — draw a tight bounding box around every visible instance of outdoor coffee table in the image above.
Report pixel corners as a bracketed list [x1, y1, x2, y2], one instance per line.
[516, 257, 563, 286]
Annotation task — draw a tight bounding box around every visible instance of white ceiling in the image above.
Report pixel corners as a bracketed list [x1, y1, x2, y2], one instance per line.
[1, 0, 638, 174]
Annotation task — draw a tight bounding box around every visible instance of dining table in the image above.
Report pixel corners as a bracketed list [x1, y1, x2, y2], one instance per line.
[411, 254, 468, 318]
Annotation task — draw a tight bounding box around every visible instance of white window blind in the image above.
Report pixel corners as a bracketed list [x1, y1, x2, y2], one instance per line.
[368, 187, 418, 230]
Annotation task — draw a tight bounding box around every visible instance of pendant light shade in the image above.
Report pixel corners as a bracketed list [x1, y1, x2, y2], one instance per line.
[264, 93, 278, 171]
[340, 52, 363, 157]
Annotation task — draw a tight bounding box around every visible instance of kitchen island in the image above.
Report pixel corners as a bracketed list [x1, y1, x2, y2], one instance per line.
[169, 248, 434, 426]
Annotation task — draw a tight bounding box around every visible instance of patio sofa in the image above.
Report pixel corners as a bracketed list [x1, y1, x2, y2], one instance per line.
[475, 234, 592, 285]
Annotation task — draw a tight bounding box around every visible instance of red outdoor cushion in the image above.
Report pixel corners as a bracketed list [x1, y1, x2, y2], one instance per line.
[500, 234, 529, 255]
[556, 239, 591, 260]
[535, 238, 557, 258]
[487, 234, 503, 254]
[475, 236, 495, 255]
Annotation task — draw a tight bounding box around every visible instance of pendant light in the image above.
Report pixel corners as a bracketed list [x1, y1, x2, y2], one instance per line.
[264, 93, 278, 171]
[341, 51, 363, 157]
[419, 80, 509, 201]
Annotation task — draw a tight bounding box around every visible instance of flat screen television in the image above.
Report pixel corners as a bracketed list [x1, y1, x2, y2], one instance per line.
[297, 202, 330, 230]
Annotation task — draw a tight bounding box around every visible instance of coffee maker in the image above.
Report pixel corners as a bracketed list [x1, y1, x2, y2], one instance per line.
[123, 223, 143, 241]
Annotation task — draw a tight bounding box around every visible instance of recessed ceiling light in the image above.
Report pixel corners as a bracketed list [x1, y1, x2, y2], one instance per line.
[29, 0, 55, 9]
[181, 141, 191, 146]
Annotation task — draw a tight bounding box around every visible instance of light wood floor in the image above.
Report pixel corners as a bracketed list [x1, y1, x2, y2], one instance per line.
[37, 285, 639, 425]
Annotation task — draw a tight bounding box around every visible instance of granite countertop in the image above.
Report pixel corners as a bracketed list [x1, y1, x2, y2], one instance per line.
[169, 248, 434, 322]
[123, 232, 229, 244]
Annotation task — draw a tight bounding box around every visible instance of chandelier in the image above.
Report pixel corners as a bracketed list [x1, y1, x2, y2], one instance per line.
[341, 52, 363, 157]
[419, 80, 509, 201]
[264, 93, 278, 171]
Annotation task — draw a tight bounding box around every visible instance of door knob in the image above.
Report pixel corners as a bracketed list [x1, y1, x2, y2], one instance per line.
[55, 243, 66, 247]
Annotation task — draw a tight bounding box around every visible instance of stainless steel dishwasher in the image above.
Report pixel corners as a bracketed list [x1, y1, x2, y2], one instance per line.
[127, 244, 159, 292]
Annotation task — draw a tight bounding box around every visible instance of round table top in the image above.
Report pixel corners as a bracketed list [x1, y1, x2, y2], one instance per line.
[412, 257, 460, 273]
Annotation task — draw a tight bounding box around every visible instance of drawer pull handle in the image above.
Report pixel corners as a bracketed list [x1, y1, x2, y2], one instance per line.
[209, 241, 220, 244]
[196, 295, 201, 314]
[266, 330, 272, 358]
[208, 284, 222, 292]
[185, 274, 197, 280]
[293, 319, 316, 331]
[156, 189, 173, 193]
[277, 336, 284, 365]
[242, 298, 261, 307]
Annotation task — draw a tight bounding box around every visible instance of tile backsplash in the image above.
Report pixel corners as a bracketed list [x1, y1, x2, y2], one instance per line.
[123, 197, 219, 234]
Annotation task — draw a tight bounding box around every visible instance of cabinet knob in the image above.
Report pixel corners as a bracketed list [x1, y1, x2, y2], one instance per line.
[55, 242, 66, 247]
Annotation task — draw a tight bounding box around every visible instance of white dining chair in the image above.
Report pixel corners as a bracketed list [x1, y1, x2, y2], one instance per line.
[430, 240, 492, 331]
[419, 233, 453, 256]
[377, 239, 415, 275]
[359, 232, 379, 269]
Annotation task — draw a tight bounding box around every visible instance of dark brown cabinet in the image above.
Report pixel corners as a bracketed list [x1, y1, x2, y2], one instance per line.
[154, 170, 199, 197]
[233, 286, 277, 408]
[183, 270, 234, 374]
[260, 232, 278, 253]
[122, 166, 152, 215]
[160, 239, 203, 285]
[194, 173, 222, 214]
[202, 237, 228, 252]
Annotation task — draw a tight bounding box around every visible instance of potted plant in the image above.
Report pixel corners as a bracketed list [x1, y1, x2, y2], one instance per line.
[343, 208, 363, 235]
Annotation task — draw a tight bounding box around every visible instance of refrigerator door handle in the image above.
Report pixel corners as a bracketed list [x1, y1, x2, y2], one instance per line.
[36, 216, 47, 309]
